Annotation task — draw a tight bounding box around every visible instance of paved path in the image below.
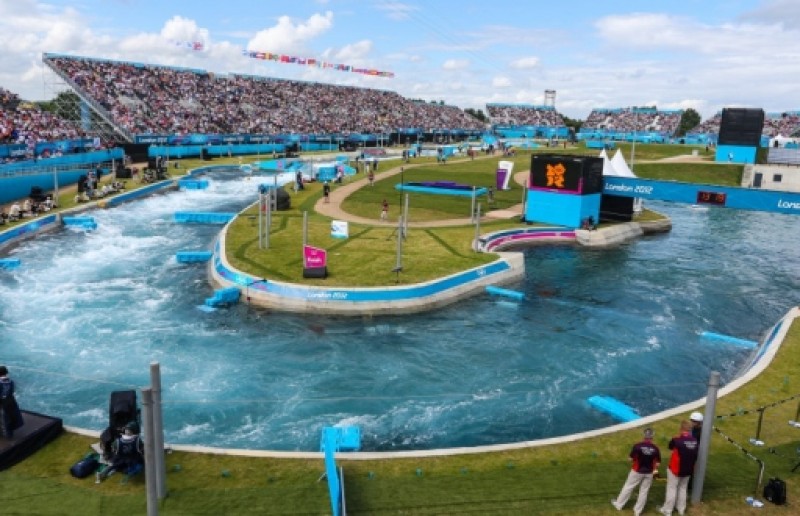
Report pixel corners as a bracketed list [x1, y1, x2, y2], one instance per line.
[312, 157, 525, 228]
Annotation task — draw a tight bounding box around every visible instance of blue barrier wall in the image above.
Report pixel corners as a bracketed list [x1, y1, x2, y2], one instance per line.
[0, 214, 59, 248]
[715, 144, 757, 164]
[524, 191, 601, 228]
[602, 177, 800, 215]
[148, 143, 286, 158]
[0, 148, 124, 205]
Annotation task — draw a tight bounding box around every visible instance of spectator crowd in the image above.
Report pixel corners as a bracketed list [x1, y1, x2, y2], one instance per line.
[486, 104, 565, 128]
[582, 107, 682, 136]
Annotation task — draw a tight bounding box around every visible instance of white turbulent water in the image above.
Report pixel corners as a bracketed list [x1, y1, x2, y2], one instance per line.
[1, 174, 799, 451]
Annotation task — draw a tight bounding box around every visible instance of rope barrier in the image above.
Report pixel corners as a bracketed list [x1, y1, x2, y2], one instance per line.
[712, 426, 765, 497]
[715, 393, 800, 419]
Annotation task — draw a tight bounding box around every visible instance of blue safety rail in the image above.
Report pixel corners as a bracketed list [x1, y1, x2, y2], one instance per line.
[204, 287, 240, 307]
[700, 331, 758, 349]
[0, 257, 21, 270]
[174, 212, 235, 224]
[62, 216, 97, 230]
[321, 426, 360, 516]
[602, 176, 800, 216]
[395, 183, 488, 197]
[587, 395, 641, 422]
[485, 285, 525, 301]
[176, 251, 213, 263]
[178, 179, 209, 190]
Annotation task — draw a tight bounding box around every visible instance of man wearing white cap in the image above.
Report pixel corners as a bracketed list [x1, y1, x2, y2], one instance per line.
[690, 412, 703, 441]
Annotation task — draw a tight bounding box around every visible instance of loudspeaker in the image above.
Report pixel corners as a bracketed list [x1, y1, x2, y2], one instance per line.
[303, 266, 328, 279]
[718, 108, 764, 146]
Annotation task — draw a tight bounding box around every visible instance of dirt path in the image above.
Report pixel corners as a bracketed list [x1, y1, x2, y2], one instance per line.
[312, 156, 525, 227]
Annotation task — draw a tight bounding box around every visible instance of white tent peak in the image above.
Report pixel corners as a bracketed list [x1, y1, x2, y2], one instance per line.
[610, 149, 637, 178]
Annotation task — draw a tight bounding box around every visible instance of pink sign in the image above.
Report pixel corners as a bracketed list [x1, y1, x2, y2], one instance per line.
[303, 245, 327, 268]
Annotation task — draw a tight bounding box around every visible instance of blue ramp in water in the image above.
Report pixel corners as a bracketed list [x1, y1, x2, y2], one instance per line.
[587, 395, 641, 422]
[485, 285, 525, 301]
[62, 216, 97, 230]
[0, 257, 21, 270]
[174, 212, 235, 224]
[204, 287, 240, 307]
[700, 331, 758, 349]
[176, 251, 213, 263]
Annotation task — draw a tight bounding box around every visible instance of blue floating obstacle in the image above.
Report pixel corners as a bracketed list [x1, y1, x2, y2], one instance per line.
[176, 251, 213, 263]
[587, 395, 641, 422]
[0, 257, 21, 270]
[204, 287, 240, 307]
[62, 216, 98, 230]
[174, 212, 235, 224]
[320, 426, 361, 453]
[178, 179, 209, 190]
[485, 285, 525, 301]
[700, 331, 758, 349]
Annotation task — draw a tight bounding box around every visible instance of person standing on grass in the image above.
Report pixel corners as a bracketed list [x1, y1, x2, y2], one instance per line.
[0, 365, 24, 439]
[612, 427, 661, 516]
[323, 182, 331, 203]
[658, 420, 698, 516]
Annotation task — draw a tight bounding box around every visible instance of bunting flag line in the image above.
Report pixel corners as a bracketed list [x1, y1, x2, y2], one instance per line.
[168, 39, 205, 51]
[240, 49, 394, 78]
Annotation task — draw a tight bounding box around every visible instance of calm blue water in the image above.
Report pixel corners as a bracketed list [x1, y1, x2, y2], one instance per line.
[1, 170, 798, 451]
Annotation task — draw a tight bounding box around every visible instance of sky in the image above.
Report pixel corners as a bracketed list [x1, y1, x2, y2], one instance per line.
[1, 0, 798, 121]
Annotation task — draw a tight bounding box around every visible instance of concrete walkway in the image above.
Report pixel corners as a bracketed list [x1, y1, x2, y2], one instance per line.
[312, 156, 526, 228]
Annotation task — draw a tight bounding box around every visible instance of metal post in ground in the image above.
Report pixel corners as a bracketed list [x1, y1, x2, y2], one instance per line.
[141, 387, 159, 516]
[691, 371, 720, 504]
[150, 362, 167, 500]
[474, 203, 482, 251]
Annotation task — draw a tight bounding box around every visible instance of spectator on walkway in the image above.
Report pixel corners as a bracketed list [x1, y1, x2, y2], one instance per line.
[658, 420, 698, 516]
[0, 365, 24, 439]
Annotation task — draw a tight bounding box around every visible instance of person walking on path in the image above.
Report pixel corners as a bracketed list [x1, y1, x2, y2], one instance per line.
[380, 199, 388, 221]
[323, 182, 331, 203]
[658, 420, 699, 516]
[612, 427, 661, 516]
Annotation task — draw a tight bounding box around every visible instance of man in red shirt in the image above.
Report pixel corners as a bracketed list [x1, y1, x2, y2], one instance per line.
[658, 420, 699, 516]
[612, 427, 661, 516]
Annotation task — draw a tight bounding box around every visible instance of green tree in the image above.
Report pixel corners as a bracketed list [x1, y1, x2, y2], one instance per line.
[677, 108, 701, 136]
[464, 108, 487, 123]
[561, 114, 583, 134]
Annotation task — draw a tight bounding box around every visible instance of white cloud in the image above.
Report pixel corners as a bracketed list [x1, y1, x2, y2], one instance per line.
[492, 76, 511, 88]
[335, 40, 372, 61]
[442, 58, 469, 70]
[374, 2, 419, 21]
[248, 11, 334, 53]
[509, 56, 539, 69]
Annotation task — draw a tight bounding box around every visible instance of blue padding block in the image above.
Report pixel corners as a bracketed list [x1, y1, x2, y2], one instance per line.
[0, 257, 21, 270]
[178, 179, 209, 190]
[174, 212, 235, 224]
[485, 285, 525, 301]
[62, 216, 97, 230]
[204, 286, 240, 307]
[587, 395, 641, 422]
[176, 251, 213, 263]
[320, 426, 361, 452]
[700, 331, 758, 349]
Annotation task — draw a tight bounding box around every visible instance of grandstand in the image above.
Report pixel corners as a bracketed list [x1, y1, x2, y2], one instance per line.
[486, 103, 569, 139]
[578, 106, 683, 142]
[41, 53, 484, 146]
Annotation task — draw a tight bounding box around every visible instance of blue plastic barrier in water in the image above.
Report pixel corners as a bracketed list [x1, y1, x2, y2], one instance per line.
[587, 395, 641, 422]
[0, 257, 21, 270]
[485, 285, 525, 301]
[700, 331, 758, 349]
[204, 287, 240, 307]
[176, 251, 213, 263]
[174, 212, 235, 224]
[62, 216, 98, 230]
[319, 426, 361, 453]
[178, 179, 209, 190]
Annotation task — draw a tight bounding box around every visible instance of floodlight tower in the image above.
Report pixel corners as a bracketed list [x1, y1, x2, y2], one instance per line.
[544, 89, 556, 109]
